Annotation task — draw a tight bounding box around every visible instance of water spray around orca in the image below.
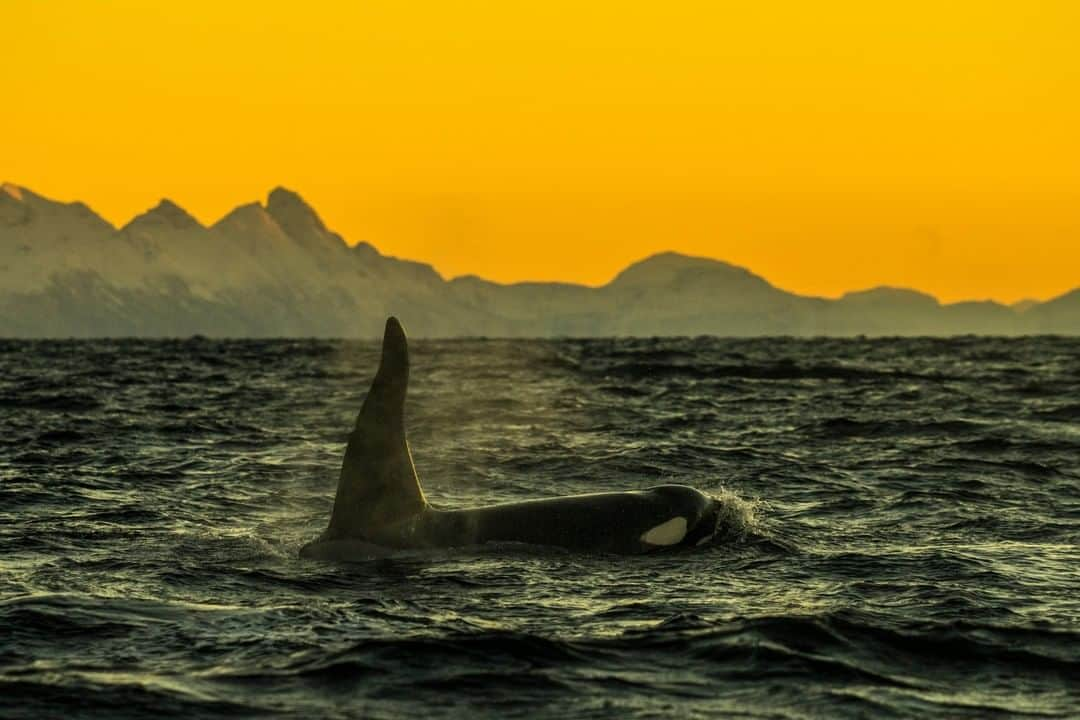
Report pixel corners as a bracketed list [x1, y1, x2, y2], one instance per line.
[301, 317, 722, 559]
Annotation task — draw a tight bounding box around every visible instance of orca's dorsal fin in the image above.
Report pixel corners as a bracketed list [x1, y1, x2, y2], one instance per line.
[325, 317, 428, 540]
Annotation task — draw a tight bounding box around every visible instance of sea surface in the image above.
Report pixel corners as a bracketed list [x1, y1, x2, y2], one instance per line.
[1, 336, 1078, 719]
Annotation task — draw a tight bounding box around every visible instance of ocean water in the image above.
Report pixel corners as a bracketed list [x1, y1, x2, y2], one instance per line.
[1, 336, 1078, 719]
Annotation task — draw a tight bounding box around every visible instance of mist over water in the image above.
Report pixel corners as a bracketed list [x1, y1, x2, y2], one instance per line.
[1, 336, 1078, 718]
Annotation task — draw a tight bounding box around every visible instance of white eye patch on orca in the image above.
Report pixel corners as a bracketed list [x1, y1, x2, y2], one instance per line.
[640, 516, 688, 546]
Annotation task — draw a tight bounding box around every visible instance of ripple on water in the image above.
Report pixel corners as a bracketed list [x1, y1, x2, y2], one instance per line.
[1, 336, 1078, 719]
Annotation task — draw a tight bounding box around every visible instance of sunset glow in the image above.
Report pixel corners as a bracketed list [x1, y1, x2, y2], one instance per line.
[3, 1, 1078, 302]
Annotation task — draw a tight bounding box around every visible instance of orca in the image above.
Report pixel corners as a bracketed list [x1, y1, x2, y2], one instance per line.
[300, 317, 721, 559]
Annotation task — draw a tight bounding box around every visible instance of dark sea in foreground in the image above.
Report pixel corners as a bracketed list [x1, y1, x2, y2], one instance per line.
[1, 336, 1078, 719]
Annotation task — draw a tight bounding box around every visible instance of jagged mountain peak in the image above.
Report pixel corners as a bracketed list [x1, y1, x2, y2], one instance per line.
[125, 198, 203, 232]
[267, 186, 322, 224]
[1, 182, 25, 201]
[213, 201, 277, 231]
[351, 241, 382, 258]
[0, 183, 31, 226]
[1, 183, 115, 231]
[67, 201, 114, 230]
[266, 186, 348, 252]
[153, 198, 185, 214]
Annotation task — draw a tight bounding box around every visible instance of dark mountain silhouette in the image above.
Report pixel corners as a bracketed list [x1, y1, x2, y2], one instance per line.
[0, 182, 1076, 337]
[1024, 289, 1080, 334]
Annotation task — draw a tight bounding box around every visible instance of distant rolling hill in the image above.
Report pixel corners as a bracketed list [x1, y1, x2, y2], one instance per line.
[1, 182, 1076, 337]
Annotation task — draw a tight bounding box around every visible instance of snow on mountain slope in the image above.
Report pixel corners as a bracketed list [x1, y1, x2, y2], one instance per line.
[1, 183, 1075, 336]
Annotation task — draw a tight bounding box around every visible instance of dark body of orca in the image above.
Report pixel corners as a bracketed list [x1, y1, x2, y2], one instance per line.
[300, 318, 721, 560]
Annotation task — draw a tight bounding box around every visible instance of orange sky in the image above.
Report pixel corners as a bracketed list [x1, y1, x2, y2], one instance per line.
[3, 1, 1078, 302]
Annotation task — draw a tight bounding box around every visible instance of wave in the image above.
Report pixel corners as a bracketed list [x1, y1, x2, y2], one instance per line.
[122, 613, 1075, 717]
[800, 417, 991, 438]
[580, 359, 950, 383]
[3, 336, 1079, 719]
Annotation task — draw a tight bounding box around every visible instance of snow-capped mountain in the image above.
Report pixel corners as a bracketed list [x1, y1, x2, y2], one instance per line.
[0, 183, 1075, 337]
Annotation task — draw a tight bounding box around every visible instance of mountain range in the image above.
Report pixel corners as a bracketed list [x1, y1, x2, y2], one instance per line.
[1, 182, 1076, 337]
